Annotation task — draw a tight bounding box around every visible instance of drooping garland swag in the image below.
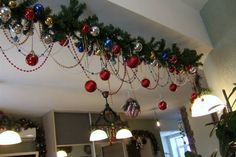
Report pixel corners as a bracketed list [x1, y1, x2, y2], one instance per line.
[0, 0, 203, 71]
[0, 112, 46, 157]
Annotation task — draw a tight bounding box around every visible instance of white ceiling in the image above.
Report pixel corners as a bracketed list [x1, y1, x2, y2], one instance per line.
[0, 0, 210, 120]
[181, 0, 208, 11]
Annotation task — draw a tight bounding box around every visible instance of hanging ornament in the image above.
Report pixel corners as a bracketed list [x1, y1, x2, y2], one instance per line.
[82, 24, 90, 33]
[169, 83, 178, 92]
[189, 66, 197, 74]
[0, 6, 11, 23]
[8, 1, 17, 9]
[43, 34, 53, 44]
[158, 101, 167, 110]
[111, 44, 121, 55]
[100, 69, 110, 81]
[13, 36, 19, 42]
[59, 38, 69, 46]
[127, 56, 139, 68]
[33, 3, 44, 15]
[24, 8, 35, 20]
[85, 80, 97, 92]
[26, 53, 38, 66]
[169, 55, 177, 64]
[169, 66, 176, 73]
[95, 49, 102, 56]
[122, 98, 141, 118]
[12, 24, 22, 34]
[141, 78, 150, 88]
[162, 52, 168, 61]
[45, 17, 53, 27]
[76, 42, 84, 53]
[134, 42, 143, 52]
[90, 26, 100, 37]
[104, 38, 113, 47]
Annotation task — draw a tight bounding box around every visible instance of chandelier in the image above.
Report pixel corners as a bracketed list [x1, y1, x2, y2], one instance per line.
[89, 91, 132, 143]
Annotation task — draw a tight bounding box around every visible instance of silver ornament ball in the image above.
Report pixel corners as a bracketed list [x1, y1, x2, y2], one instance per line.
[90, 26, 100, 37]
[134, 42, 143, 52]
[12, 24, 22, 34]
[0, 6, 11, 23]
[189, 66, 197, 74]
[43, 34, 53, 44]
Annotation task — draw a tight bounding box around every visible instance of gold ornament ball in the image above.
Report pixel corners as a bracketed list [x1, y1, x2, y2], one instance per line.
[95, 49, 102, 56]
[150, 51, 156, 60]
[45, 17, 53, 26]
[8, 1, 17, 9]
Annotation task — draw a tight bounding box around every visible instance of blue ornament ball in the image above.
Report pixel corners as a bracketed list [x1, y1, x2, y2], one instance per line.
[104, 39, 112, 47]
[162, 53, 168, 61]
[33, 3, 44, 15]
[76, 42, 84, 53]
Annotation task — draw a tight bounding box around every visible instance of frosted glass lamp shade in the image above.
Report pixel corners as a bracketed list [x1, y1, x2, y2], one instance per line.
[191, 94, 226, 117]
[57, 150, 68, 157]
[89, 129, 108, 141]
[116, 128, 132, 139]
[0, 130, 22, 145]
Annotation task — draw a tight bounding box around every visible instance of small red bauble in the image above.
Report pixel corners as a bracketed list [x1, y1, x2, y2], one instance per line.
[185, 65, 192, 71]
[100, 70, 110, 81]
[111, 44, 121, 55]
[59, 38, 69, 46]
[82, 24, 90, 33]
[85, 80, 97, 92]
[141, 78, 150, 88]
[26, 53, 38, 66]
[24, 8, 35, 20]
[169, 55, 177, 64]
[127, 56, 139, 68]
[169, 83, 177, 92]
[158, 101, 167, 110]
[191, 92, 198, 103]
[169, 66, 176, 73]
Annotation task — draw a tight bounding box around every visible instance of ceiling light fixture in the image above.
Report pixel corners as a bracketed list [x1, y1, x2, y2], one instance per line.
[191, 94, 225, 117]
[89, 91, 132, 142]
[0, 130, 22, 145]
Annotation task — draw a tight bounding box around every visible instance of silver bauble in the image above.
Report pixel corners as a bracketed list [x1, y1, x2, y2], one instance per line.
[43, 34, 53, 44]
[150, 60, 158, 67]
[0, 7, 11, 23]
[134, 42, 143, 52]
[12, 24, 22, 34]
[90, 26, 100, 37]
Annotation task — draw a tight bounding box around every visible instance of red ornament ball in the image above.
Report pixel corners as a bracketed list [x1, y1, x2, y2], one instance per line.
[85, 80, 97, 92]
[127, 56, 139, 68]
[158, 101, 167, 110]
[59, 38, 69, 46]
[141, 78, 150, 88]
[111, 44, 121, 55]
[169, 83, 177, 92]
[24, 8, 35, 20]
[191, 92, 198, 103]
[169, 66, 176, 73]
[100, 70, 110, 81]
[26, 53, 38, 66]
[169, 55, 177, 64]
[82, 24, 90, 33]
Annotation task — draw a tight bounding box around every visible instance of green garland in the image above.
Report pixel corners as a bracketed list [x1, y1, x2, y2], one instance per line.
[0, 0, 203, 72]
[0, 112, 46, 157]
